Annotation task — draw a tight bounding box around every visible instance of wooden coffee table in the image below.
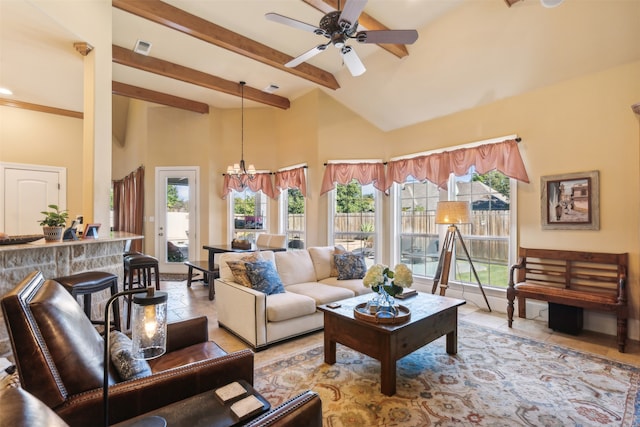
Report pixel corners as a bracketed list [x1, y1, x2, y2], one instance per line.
[318, 291, 466, 396]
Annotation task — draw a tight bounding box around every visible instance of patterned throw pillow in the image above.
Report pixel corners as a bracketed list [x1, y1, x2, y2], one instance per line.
[109, 331, 152, 381]
[226, 252, 262, 287]
[245, 260, 286, 295]
[330, 245, 346, 277]
[334, 252, 367, 280]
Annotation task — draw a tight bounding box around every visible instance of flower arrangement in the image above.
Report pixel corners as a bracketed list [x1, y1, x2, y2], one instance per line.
[363, 263, 413, 297]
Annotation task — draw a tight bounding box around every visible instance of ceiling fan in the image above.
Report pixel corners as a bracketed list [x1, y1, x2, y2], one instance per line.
[266, 0, 419, 77]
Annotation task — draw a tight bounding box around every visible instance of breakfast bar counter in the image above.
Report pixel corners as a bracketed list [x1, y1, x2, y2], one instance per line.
[0, 231, 142, 358]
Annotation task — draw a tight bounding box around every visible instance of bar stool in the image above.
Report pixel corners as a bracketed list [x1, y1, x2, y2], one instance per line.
[53, 271, 121, 333]
[123, 253, 160, 329]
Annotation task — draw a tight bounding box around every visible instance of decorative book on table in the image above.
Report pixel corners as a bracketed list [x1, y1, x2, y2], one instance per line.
[214, 381, 247, 404]
[230, 395, 265, 421]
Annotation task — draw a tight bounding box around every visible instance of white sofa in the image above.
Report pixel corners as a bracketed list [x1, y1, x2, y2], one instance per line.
[214, 246, 372, 348]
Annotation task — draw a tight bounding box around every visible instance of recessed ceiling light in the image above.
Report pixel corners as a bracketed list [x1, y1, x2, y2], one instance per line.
[0, 87, 13, 96]
[133, 39, 152, 55]
[263, 84, 280, 94]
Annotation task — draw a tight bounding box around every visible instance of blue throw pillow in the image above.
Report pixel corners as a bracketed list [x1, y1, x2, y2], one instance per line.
[245, 260, 286, 295]
[334, 252, 367, 280]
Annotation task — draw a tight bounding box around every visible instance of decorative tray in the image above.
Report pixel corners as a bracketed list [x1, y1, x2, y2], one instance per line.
[353, 302, 411, 325]
[0, 234, 44, 245]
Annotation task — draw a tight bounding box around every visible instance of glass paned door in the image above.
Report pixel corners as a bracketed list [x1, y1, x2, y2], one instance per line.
[156, 167, 199, 273]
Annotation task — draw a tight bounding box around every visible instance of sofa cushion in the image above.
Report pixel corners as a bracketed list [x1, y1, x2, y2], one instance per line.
[219, 251, 274, 282]
[275, 250, 317, 285]
[109, 331, 152, 381]
[225, 252, 263, 287]
[285, 282, 355, 305]
[265, 292, 317, 322]
[319, 277, 373, 296]
[334, 252, 367, 280]
[308, 246, 346, 280]
[246, 260, 286, 295]
[331, 246, 346, 277]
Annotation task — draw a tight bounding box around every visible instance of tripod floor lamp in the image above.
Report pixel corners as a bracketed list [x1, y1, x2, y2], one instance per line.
[431, 201, 491, 311]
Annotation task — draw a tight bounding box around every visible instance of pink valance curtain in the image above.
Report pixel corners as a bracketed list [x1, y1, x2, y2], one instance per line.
[385, 139, 529, 190]
[275, 167, 307, 196]
[112, 165, 144, 253]
[320, 162, 386, 195]
[222, 173, 276, 199]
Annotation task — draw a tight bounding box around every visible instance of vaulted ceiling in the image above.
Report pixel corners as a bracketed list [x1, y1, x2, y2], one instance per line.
[2, 0, 639, 131]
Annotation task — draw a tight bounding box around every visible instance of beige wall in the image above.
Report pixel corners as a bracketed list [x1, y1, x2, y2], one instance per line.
[0, 105, 84, 220]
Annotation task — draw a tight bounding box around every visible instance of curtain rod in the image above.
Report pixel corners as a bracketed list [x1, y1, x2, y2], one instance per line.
[389, 134, 521, 162]
[221, 166, 307, 177]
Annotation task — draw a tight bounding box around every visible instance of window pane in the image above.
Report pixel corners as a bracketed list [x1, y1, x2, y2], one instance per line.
[454, 169, 511, 288]
[166, 179, 188, 263]
[399, 178, 440, 276]
[232, 189, 267, 243]
[333, 180, 376, 266]
[285, 188, 305, 250]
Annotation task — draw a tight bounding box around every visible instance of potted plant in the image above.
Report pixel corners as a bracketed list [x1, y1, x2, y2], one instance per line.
[39, 204, 69, 242]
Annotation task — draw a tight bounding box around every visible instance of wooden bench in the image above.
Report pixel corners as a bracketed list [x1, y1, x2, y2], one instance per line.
[185, 260, 219, 301]
[506, 247, 628, 352]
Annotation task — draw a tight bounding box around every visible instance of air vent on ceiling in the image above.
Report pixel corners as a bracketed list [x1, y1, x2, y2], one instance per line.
[133, 39, 152, 56]
[263, 84, 280, 94]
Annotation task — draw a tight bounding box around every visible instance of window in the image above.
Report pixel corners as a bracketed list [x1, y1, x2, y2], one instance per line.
[280, 188, 306, 249]
[398, 179, 441, 277]
[330, 180, 380, 267]
[230, 189, 268, 243]
[396, 169, 515, 289]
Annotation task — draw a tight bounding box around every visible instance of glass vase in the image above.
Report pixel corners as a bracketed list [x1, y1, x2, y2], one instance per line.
[374, 286, 397, 318]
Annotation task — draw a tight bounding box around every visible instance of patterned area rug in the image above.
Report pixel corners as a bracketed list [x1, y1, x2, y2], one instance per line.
[254, 322, 639, 426]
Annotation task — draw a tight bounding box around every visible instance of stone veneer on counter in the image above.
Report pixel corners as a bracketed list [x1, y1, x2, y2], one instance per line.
[0, 232, 142, 359]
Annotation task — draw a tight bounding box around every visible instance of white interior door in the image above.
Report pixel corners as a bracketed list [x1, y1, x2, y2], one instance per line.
[155, 167, 199, 273]
[1, 163, 67, 235]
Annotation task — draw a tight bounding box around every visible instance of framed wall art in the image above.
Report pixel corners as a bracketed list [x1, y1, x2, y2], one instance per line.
[540, 170, 599, 230]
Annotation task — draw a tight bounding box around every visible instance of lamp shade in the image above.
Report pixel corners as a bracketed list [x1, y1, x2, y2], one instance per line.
[435, 201, 471, 224]
[131, 290, 168, 359]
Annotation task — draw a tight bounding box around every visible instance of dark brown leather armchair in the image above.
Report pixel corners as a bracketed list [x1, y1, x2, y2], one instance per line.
[1, 271, 256, 426]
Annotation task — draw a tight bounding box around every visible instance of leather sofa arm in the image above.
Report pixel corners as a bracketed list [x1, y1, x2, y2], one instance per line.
[165, 316, 209, 352]
[245, 390, 322, 427]
[56, 349, 254, 426]
[0, 388, 69, 427]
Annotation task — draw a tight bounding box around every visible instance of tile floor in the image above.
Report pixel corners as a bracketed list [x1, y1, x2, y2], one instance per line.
[161, 279, 640, 368]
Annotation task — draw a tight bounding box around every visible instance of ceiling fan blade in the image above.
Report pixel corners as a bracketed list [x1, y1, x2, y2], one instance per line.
[265, 12, 325, 35]
[356, 30, 419, 45]
[341, 46, 366, 77]
[338, 0, 368, 31]
[285, 43, 329, 68]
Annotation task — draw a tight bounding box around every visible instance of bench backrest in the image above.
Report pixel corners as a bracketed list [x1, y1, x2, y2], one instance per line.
[515, 248, 628, 296]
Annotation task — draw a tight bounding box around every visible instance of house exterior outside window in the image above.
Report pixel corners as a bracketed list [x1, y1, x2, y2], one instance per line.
[229, 189, 268, 243]
[329, 180, 381, 268]
[395, 168, 516, 289]
[280, 188, 305, 250]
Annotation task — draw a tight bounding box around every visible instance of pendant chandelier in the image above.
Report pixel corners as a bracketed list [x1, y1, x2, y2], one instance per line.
[226, 81, 256, 188]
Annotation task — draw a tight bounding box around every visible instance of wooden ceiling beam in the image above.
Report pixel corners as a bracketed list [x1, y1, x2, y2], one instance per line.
[0, 98, 83, 119]
[112, 81, 210, 114]
[113, 45, 291, 110]
[113, 0, 340, 91]
[302, 0, 410, 58]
